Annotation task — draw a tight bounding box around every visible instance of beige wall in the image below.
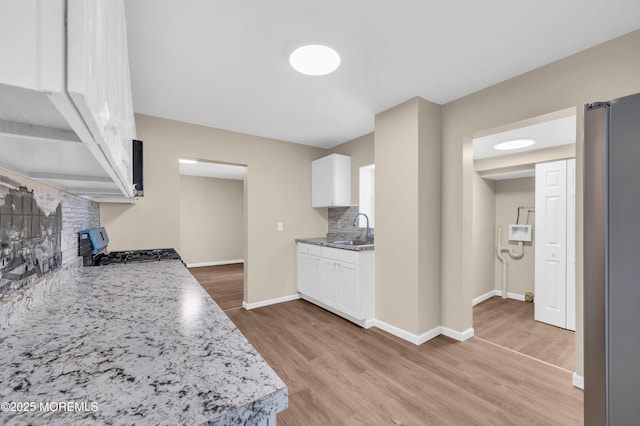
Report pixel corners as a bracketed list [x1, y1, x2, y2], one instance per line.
[441, 29, 640, 378]
[374, 97, 441, 334]
[494, 177, 535, 296]
[330, 132, 375, 202]
[179, 175, 244, 265]
[471, 173, 496, 300]
[101, 114, 327, 304]
[417, 99, 442, 332]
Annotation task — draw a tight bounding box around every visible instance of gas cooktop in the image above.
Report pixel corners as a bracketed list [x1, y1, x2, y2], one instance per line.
[79, 228, 183, 267]
[96, 248, 182, 265]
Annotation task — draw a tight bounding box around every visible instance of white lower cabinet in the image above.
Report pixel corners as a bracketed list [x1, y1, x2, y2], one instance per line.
[297, 243, 374, 327]
[319, 258, 339, 307]
[297, 252, 321, 300]
[336, 261, 359, 319]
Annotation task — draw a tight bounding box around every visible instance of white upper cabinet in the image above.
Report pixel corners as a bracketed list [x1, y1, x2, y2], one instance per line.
[0, 0, 65, 93]
[312, 154, 351, 208]
[67, 0, 136, 195]
[0, 0, 136, 202]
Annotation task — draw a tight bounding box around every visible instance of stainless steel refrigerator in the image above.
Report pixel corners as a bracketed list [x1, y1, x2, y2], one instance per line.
[584, 92, 640, 425]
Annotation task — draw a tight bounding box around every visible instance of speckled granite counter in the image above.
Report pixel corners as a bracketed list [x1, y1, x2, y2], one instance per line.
[296, 237, 375, 251]
[0, 260, 287, 425]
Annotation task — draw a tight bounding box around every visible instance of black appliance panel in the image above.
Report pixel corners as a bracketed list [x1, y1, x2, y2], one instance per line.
[133, 139, 144, 197]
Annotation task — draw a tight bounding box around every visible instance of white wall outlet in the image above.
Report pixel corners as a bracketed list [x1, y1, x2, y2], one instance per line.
[277, 222, 284, 232]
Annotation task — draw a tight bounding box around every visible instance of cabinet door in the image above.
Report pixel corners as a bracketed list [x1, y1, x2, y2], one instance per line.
[297, 253, 320, 299]
[312, 154, 351, 208]
[312, 156, 334, 207]
[67, 0, 135, 197]
[0, 0, 65, 92]
[320, 258, 339, 308]
[337, 262, 361, 319]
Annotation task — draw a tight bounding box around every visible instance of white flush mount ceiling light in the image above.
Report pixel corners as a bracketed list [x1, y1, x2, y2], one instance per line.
[289, 44, 341, 76]
[494, 138, 535, 151]
[179, 159, 197, 164]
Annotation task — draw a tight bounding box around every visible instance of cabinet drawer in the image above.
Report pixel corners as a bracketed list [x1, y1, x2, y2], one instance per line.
[297, 243, 322, 256]
[321, 246, 360, 264]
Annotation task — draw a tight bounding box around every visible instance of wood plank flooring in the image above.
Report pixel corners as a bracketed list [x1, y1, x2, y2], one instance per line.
[227, 300, 583, 425]
[189, 263, 243, 310]
[190, 267, 582, 424]
[473, 296, 575, 371]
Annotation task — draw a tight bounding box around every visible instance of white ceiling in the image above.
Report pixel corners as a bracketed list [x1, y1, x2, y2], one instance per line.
[179, 161, 245, 180]
[473, 115, 577, 160]
[124, 1, 640, 149]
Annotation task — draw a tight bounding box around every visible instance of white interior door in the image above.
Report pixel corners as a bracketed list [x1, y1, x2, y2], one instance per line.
[566, 159, 576, 331]
[535, 160, 568, 328]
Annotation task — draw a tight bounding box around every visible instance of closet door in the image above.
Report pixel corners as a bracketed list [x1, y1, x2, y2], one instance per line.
[535, 160, 568, 328]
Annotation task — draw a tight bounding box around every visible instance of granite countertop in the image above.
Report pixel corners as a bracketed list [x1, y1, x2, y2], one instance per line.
[296, 237, 375, 251]
[0, 260, 287, 425]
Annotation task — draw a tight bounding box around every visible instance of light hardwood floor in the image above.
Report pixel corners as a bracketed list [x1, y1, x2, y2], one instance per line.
[473, 296, 575, 371]
[190, 268, 583, 424]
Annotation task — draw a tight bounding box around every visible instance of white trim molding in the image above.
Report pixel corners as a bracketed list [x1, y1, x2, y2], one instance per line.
[369, 320, 441, 345]
[441, 326, 475, 342]
[187, 259, 244, 268]
[473, 290, 499, 306]
[506, 291, 526, 302]
[572, 372, 584, 389]
[242, 294, 300, 310]
[369, 321, 474, 345]
[472, 289, 526, 305]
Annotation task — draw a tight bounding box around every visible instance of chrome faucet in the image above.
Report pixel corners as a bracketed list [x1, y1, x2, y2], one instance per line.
[353, 213, 373, 242]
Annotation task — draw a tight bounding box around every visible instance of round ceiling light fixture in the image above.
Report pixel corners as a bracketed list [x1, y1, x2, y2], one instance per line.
[289, 43, 341, 76]
[179, 159, 197, 164]
[494, 138, 535, 151]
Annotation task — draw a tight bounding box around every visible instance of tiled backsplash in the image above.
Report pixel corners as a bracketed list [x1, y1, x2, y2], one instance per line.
[0, 168, 99, 300]
[327, 206, 374, 241]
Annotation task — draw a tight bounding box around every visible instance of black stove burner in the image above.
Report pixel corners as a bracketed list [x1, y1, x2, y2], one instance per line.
[78, 229, 184, 267]
[93, 248, 182, 266]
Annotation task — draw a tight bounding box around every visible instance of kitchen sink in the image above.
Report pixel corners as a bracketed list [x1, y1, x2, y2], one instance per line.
[329, 240, 373, 246]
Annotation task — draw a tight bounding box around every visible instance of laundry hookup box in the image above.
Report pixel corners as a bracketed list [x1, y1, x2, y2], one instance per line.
[508, 224, 532, 242]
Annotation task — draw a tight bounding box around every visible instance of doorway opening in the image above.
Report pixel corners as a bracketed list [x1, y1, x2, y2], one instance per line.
[178, 159, 246, 311]
[470, 108, 577, 371]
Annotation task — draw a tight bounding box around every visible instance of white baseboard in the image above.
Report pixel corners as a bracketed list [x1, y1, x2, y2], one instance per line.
[369, 321, 473, 345]
[187, 259, 244, 268]
[369, 319, 441, 345]
[242, 293, 300, 310]
[572, 372, 584, 389]
[507, 291, 526, 301]
[472, 290, 500, 306]
[363, 319, 376, 329]
[472, 289, 526, 305]
[441, 326, 475, 342]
